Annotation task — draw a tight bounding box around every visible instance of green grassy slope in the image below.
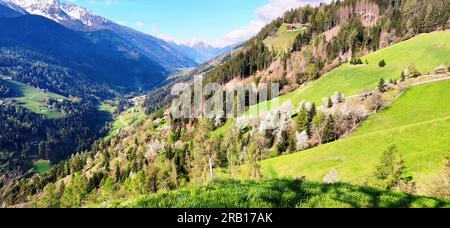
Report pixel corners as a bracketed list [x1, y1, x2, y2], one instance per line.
[243, 80, 450, 194]
[106, 105, 146, 139]
[2, 79, 67, 118]
[263, 23, 304, 54]
[29, 160, 53, 175]
[250, 30, 450, 114]
[106, 179, 449, 208]
[213, 30, 450, 135]
[362, 31, 450, 74]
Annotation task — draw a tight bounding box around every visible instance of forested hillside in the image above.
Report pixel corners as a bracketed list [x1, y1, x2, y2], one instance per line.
[204, 0, 449, 88]
[0, 100, 110, 177]
[0, 15, 168, 97]
[0, 78, 11, 97]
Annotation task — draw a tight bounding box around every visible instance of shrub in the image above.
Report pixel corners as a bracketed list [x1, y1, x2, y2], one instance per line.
[366, 92, 385, 112]
[350, 58, 363, 65]
[408, 65, 421, 78]
[378, 78, 386, 92]
[378, 60, 386, 67]
[323, 169, 339, 184]
[369, 145, 416, 193]
[426, 155, 450, 199]
[434, 65, 448, 74]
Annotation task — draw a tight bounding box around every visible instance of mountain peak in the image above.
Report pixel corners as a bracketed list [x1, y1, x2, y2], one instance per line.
[5, 0, 69, 22]
[60, 2, 108, 27]
[3, 0, 109, 29]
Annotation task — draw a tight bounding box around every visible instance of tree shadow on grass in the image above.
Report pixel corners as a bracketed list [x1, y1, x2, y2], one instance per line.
[122, 179, 450, 208]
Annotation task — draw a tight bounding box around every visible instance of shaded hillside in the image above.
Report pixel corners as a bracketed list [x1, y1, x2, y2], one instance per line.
[2, 0, 198, 69]
[0, 15, 168, 96]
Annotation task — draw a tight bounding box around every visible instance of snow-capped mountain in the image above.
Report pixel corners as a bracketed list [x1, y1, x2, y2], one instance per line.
[0, 0, 236, 66]
[0, 0, 27, 15]
[3, 0, 110, 30]
[6, 0, 70, 22]
[60, 2, 109, 28]
[1, 0, 197, 68]
[166, 39, 241, 63]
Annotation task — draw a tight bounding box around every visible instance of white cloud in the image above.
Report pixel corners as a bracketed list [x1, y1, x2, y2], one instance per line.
[135, 21, 145, 28]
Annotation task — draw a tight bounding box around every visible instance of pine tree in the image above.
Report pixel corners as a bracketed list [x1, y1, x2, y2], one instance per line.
[191, 119, 213, 184]
[378, 78, 386, 92]
[223, 124, 242, 176]
[60, 173, 89, 208]
[323, 115, 335, 143]
[37, 183, 60, 208]
[246, 142, 262, 180]
[369, 145, 413, 191]
[296, 105, 310, 133]
[327, 97, 333, 108]
[114, 163, 121, 182]
[309, 102, 317, 122]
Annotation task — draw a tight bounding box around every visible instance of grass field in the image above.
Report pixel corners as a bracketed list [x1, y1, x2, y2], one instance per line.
[256, 30, 450, 113]
[2, 79, 67, 118]
[228, 80, 450, 194]
[105, 179, 449, 208]
[107, 105, 146, 138]
[264, 23, 304, 55]
[99, 103, 116, 115]
[30, 160, 53, 175]
[214, 30, 450, 135]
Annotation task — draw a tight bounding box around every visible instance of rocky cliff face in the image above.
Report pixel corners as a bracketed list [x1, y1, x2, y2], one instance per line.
[338, 0, 380, 27]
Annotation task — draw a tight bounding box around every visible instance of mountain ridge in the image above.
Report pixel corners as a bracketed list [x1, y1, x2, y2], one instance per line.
[1, 0, 199, 69]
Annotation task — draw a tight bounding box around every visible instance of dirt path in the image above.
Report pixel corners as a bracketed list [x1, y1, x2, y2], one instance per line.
[411, 76, 450, 86]
[345, 74, 450, 101]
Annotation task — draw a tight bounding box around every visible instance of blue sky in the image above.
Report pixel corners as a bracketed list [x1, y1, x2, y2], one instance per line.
[67, 0, 329, 46]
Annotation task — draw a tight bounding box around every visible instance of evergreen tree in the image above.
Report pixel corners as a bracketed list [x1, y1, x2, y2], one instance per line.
[309, 103, 317, 122]
[191, 119, 213, 184]
[323, 115, 335, 143]
[327, 97, 333, 108]
[296, 105, 310, 133]
[246, 142, 262, 180]
[130, 171, 149, 197]
[37, 183, 60, 208]
[60, 173, 89, 208]
[276, 130, 289, 154]
[369, 145, 413, 191]
[378, 78, 386, 92]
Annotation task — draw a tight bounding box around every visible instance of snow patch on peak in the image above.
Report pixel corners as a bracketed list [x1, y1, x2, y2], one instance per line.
[5, 0, 67, 22]
[60, 2, 107, 27]
[7, 0, 60, 10]
[4, 0, 109, 28]
[60, 2, 88, 20]
[185, 39, 222, 49]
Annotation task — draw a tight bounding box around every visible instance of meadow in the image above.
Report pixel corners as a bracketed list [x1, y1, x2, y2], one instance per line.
[263, 23, 304, 55]
[30, 160, 53, 175]
[106, 105, 147, 139]
[231, 80, 450, 194]
[215, 30, 450, 134]
[2, 79, 67, 118]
